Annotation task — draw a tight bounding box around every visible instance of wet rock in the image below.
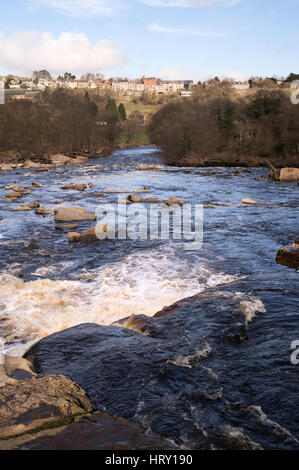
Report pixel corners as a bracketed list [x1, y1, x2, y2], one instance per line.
[61, 183, 93, 191]
[12, 204, 32, 211]
[4, 193, 22, 202]
[213, 202, 233, 207]
[276, 246, 299, 269]
[279, 168, 299, 182]
[32, 182, 44, 188]
[55, 224, 79, 231]
[5, 184, 20, 191]
[49, 154, 70, 165]
[144, 197, 160, 203]
[0, 375, 93, 440]
[54, 200, 63, 204]
[136, 164, 164, 171]
[206, 170, 223, 175]
[105, 190, 130, 194]
[49, 154, 88, 166]
[28, 200, 40, 209]
[2, 411, 175, 451]
[164, 197, 184, 206]
[36, 167, 50, 172]
[133, 187, 149, 193]
[127, 194, 143, 203]
[0, 163, 13, 171]
[35, 207, 52, 216]
[67, 225, 114, 243]
[127, 194, 159, 203]
[4, 189, 31, 202]
[242, 198, 262, 205]
[54, 207, 96, 222]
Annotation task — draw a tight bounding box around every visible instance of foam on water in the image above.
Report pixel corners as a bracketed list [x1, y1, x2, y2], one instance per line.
[0, 245, 237, 356]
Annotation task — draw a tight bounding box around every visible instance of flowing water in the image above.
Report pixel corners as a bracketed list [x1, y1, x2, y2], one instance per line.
[0, 146, 298, 449]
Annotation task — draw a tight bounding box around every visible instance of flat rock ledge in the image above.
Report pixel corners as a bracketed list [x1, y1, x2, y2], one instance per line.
[0, 375, 92, 442]
[0, 374, 173, 450]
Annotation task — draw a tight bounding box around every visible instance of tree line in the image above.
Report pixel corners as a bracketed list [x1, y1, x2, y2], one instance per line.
[149, 85, 299, 166]
[0, 91, 141, 162]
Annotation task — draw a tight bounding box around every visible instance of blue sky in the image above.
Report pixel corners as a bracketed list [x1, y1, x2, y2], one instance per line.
[0, 0, 298, 80]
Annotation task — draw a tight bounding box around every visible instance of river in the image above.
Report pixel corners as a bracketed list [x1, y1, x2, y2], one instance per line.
[0, 146, 298, 449]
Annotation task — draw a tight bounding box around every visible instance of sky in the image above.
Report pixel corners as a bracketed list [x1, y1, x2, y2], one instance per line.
[0, 0, 298, 81]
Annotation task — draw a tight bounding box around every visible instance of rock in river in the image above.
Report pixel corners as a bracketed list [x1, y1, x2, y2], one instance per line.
[276, 246, 299, 269]
[242, 198, 262, 205]
[61, 183, 93, 191]
[31, 181, 44, 188]
[54, 207, 96, 222]
[279, 168, 299, 182]
[67, 225, 114, 243]
[35, 207, 52, 216]
[164, 197, 184, 206]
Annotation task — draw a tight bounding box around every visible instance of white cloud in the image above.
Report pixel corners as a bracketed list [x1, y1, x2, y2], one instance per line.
[27, 0, 127, 18]
[142, 0, 239, 7]
[0, 30, 127, 76]
[149, 22, 228, 37]
[26, 0, 240, 18]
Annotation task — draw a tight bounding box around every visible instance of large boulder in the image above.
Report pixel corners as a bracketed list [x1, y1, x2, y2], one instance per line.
[54, 207, 96, 222]
[276, 246, 299, 269]
[279, 168, 299, 182]
[67, 225, 114, 243]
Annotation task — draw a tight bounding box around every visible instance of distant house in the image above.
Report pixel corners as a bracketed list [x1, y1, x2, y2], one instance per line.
[0, 79, 4, 89]
[143, 77, 157, 92]
[94, 80, 112, 89]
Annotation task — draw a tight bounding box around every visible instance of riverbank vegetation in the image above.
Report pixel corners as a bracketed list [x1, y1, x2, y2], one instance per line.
[149, 83, 299, 167]
[0, 90, 148, 162]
